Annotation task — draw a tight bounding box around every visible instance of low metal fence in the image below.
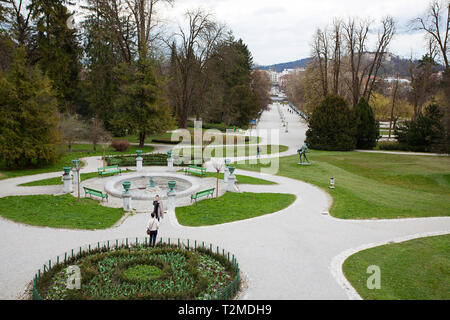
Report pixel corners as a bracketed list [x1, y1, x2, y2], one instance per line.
[32, 237, 240, 301]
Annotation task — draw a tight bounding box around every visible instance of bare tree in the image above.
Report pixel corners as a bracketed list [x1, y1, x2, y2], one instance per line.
[414, 0, 449, 69]
[331, 19, 343, 95]
[169, 9, 227, 128]
[362, 16, 396, 102]
[312, 27, 329, 97]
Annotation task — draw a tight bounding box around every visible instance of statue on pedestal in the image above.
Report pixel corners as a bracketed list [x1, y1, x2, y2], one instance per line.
[297, 143, 311, 165]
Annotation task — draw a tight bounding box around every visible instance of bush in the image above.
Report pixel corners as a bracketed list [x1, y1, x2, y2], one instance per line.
[396, 103, 444, 152]
[305, 95, 356, 151]
[111, 140, 130, 152]
[377, 141, 411, 151]
[354, 98, 379, 149]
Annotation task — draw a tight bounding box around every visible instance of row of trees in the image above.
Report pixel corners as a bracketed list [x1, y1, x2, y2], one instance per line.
[290, 0, 449, 153]
[0, 1, 270, 169]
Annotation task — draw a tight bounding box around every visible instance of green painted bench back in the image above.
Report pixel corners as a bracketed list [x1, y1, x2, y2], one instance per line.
[84, 187, 107, 198]
[192, 188, 215, 198]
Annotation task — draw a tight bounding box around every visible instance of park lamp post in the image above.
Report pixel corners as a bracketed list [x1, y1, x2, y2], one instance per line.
[72, 159, 81, 201]
[329, 178, 335, 189]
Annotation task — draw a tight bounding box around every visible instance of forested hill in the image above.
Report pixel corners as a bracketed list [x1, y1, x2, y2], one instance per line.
[256, 55, 445, 77]
[255, 58, 312, 72]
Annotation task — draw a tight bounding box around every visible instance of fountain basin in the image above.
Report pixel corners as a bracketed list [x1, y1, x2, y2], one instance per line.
[104, 172, 200, 200]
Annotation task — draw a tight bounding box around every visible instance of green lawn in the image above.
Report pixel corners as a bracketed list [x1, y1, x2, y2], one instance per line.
[178, 170, 276, 185]
[176, 192, 296, 226]
[343, 234, 450, 300]
[19, 170, 135, 187]
[236, 151, 450, 219]
[176, 145, 288, 158]
[116, 131, 260, 145]
[0, 144, 153, 181]
[204, 172, 276, 185]
[0, 194, 124, 229]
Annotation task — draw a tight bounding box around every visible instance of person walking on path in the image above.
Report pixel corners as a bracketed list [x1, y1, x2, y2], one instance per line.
[152, 195, 164, 221]
[146, 213, 160, 247]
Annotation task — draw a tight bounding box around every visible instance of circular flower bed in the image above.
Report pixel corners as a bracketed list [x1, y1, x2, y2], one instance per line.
[33, 240, 240, 300]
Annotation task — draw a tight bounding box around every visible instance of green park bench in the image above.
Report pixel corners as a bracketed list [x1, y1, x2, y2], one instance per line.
[185, 165, 207, 177]
[98, 165, 122, 177]
[191, 188, 215, 203]
[83, 187, 108, 202]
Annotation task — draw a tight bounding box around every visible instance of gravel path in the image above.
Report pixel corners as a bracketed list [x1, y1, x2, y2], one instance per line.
[0, 103, 449, 300]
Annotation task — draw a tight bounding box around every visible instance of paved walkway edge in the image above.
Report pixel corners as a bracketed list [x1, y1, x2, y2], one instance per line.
[330, 230, 450, 300]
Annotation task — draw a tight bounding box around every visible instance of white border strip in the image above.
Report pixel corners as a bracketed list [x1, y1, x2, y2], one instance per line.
[330, 230, 450, 300]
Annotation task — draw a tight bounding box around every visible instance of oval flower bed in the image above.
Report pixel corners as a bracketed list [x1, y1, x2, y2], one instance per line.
[33, 240, 240, 300]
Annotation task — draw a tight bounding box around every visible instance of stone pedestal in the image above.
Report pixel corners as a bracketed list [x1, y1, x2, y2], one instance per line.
[63, 175, 73, 193]
[167, 192, 176, 214]
[123, 193, 132, 212]
[167, 158, 174, 171]
[72, 170, 79, 185]
[136, 156, 143, 172]
[224, 167, 229, 183]
[227, 175, 238, 192]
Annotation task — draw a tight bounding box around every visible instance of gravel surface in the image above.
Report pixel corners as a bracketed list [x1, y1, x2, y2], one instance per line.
[0, 104, 449, 300]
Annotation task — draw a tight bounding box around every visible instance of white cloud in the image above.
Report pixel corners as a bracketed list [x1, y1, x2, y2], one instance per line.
[145, 0, 436, 65]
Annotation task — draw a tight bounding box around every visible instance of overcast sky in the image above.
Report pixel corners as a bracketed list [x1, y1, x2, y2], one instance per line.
[163, 0, 433, 66]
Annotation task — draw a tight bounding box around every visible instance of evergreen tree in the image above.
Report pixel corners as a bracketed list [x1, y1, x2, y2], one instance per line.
[115, 56, 173, 148]
[354, 98, 379, 149]
[396, 103, 444, 152]
[0, 47, 60, 169]
[33, 0, 80, 113]
[305, 95, 357, 151]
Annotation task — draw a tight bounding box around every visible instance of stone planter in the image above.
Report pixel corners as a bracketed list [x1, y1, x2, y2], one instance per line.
[122, 181, 131, 194]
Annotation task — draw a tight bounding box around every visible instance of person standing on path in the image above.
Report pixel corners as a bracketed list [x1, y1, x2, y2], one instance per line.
[147, 213, 160, 247]
[152, 195, 163, 221]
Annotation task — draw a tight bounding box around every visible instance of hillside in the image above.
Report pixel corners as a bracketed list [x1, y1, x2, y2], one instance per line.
[256, 54, 445, 77]
[256, 58, 312, 73]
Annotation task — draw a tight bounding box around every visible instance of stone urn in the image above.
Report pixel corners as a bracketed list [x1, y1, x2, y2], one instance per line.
[122, 181, 131, 194]
[63, 167, 72, 175]
[168, 181, 176, 193]
[228, 167, 236, 176]
[136, 150, 143, 157]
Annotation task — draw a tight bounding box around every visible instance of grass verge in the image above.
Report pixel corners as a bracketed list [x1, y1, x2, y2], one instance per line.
[176, 192, 296, 226]
[342, 234, 450, 300]
[235, 150, 450, 219]
[0, 144, 154, 181]
[0, 194, 124, 229]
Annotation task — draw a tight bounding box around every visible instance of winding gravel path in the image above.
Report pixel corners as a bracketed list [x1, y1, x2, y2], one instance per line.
[0, 104, 449, 300]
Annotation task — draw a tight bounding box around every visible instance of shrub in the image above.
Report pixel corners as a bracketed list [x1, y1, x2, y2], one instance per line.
[305, 95, 356, 151]
[354, 98, 379, 149]
[377, 141, 411, 151]
[396, 103, 444, 152]
[111, 140, 130, 152]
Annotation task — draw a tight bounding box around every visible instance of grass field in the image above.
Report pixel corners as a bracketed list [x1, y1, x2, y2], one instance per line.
[18, 169, 135, 187]
[0, 144, 153, 181]
[175, 145, 288, 158]
[116, 131, 260, 145]
[176, 192, 296, 226]
[0, 194, 124, 229]
[236, 150, 450, 219]
[343, 234, 450, 300]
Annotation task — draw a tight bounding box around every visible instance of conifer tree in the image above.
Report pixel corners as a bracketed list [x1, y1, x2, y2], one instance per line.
[305, 95, 356, 151]
[0, 47, 60, 169]
[354, 98, 379, 149]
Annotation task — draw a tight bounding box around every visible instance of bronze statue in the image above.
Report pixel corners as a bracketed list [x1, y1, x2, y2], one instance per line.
[297, 143, 310, 165]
